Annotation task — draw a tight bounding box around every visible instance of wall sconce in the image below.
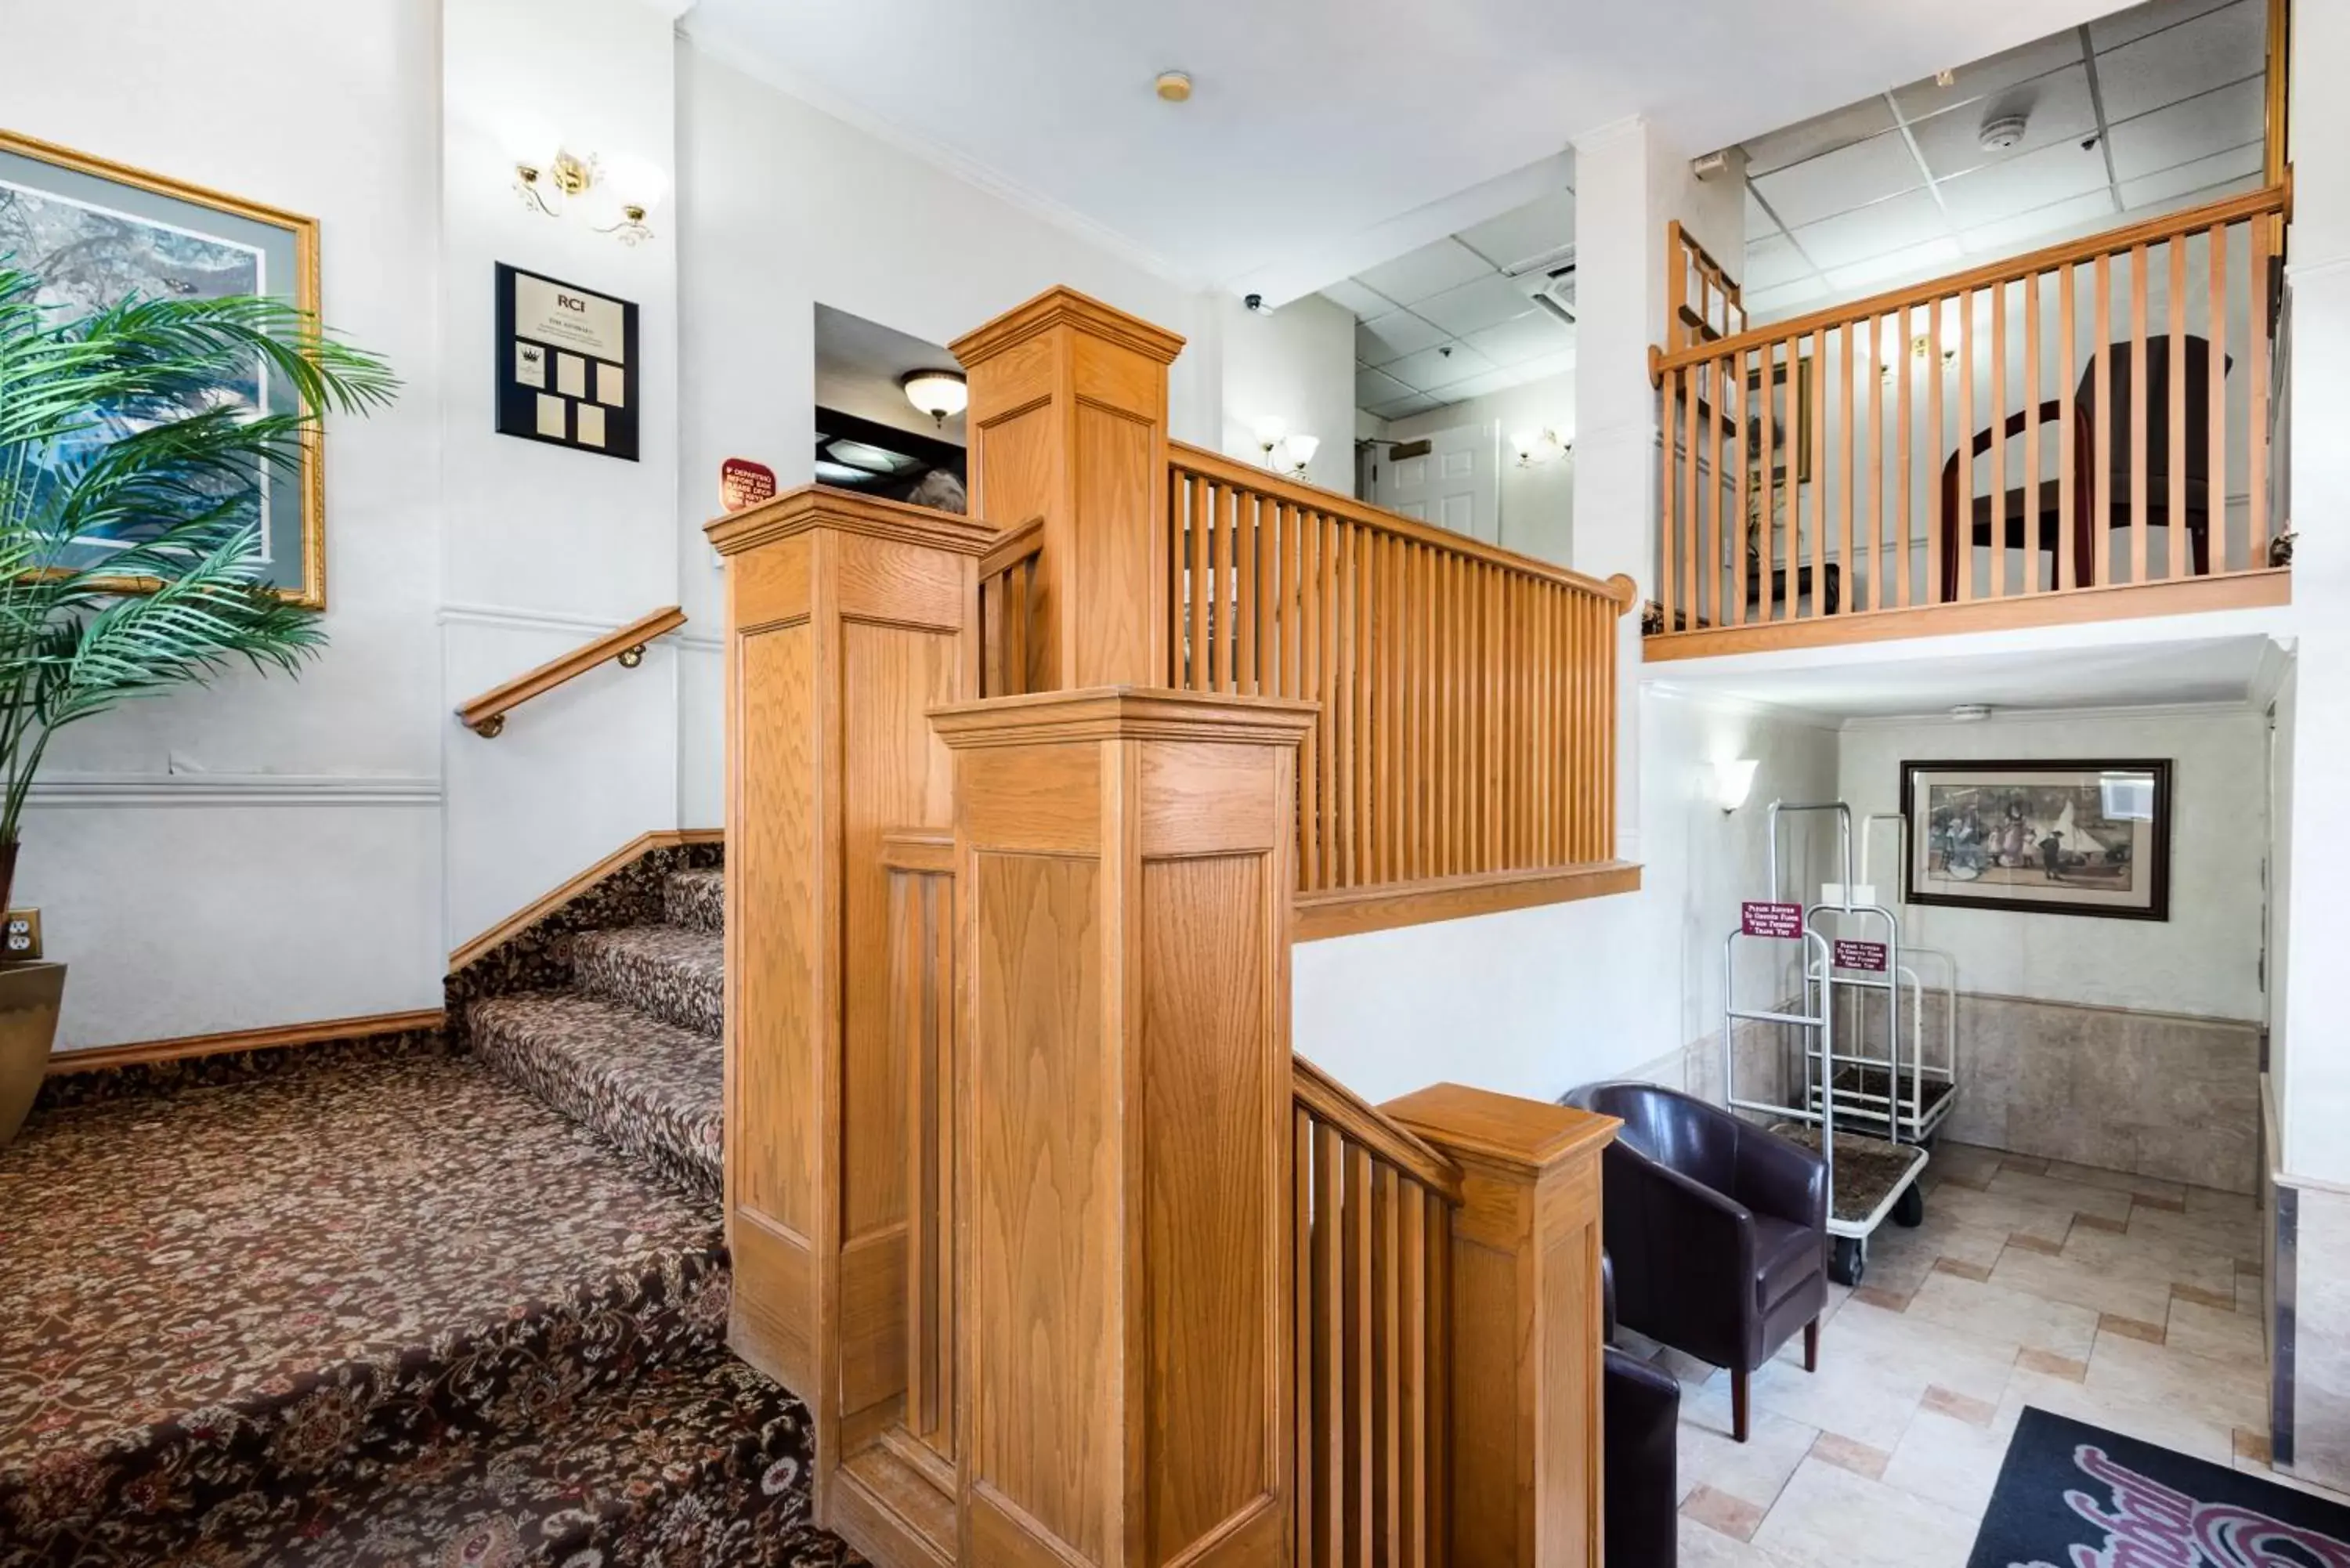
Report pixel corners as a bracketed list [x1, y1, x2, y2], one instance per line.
[509, 128, 667, 246]
[1253, 416, 1317, 479]
[1880, 332, 1958, 382]
[1510, 427, 1570, 468]
[1710, 757, 1759, 814]
[901, 368, 968, 427]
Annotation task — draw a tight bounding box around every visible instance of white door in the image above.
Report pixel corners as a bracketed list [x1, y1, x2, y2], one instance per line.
[1372, 419, 1500, 544]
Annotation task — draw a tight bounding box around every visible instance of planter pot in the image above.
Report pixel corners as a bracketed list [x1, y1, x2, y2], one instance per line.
[0, 960, 65, 1147]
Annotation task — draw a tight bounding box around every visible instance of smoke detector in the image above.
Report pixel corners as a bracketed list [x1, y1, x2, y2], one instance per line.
[1155, 70, 1193, 103]
[1979, 114, 2029, 153]
[1949, 703, 1994, 723]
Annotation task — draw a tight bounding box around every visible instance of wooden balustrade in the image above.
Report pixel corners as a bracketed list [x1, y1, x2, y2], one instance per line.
[1668, 219, 1747, 350]
[883, 830, 956, 1486]
[977, 515, 1043, 697]
[1648, 183, 2294, 658]
[1292, 1057, 1461, 1568]
[1166, 442, 1639, 932]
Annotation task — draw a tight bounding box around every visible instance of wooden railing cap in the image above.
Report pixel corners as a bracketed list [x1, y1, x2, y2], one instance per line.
[453, 604, 688, 737]
[928, 685, 1318, 750]
[1383, 1083, 1619, 1176]
[949, 284, 1188, 368]
[705, 483, 1001, 558]
[880, 826, 956, 876]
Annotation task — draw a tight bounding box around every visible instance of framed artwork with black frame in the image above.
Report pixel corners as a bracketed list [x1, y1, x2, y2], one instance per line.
[1899, 759, 2172, 922]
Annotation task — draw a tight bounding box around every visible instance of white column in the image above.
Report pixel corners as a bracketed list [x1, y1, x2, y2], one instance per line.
[1570, 117, 1743, 858]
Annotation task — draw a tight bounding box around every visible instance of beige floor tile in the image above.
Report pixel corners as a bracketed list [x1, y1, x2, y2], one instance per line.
[2186, 1183, 2259, 1218]
[1991, 1367, 2234, 1466]
[1931, 1142, 2007, 1187]
[1880, 1407, 2015, 1516]
[1677, 1406, 1820, 1510]
[1812, 1431, 1890, 1480]
[2124, 1201, 2268, 1268]
[2016, 1347, 2088, 1382]
[2041, 1160, 2189, 1204]
[1749, 1457, 1978, 1568]
[1984, 1167, 2137, 1224]
[2165, 1295, 2265, 1370]
[2084, 1328, 2270, 1433]
[1683, 1483, 1768, 1542]
[1926, 1183, 2080, 1246]
[1902, 1269, 2099, 1361]
[2262, 1461, 2350, 1508]
[2061, 1222, 2241, 1302]
[1865, 1216, 2011, 1296]
[1739, 1301, 2017, 1453]
[1989, 1245, 2175, 1324]
[1679, 1514, 1784, 1566]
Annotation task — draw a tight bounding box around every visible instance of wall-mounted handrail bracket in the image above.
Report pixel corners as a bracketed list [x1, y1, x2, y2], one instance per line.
[454, 605, 686, 737]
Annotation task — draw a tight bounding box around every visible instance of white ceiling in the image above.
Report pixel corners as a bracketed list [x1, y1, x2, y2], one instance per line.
[1655, 633, 2275, 721]
[685, 0, 2140, 291]
[1332, 187, 1578, 421]
[1741, 0, 2268, 319]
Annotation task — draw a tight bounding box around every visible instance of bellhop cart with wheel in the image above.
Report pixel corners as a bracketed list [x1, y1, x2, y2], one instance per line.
[1723, 802, 1935, 1288]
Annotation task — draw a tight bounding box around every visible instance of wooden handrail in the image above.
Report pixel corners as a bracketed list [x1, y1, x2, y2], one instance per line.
[1651, 183, 2291, 379]
[454, 605, 687, 737]
[1292, 1053, 1463, 1204]
[1170, 439, 1638, 609]
[975, 514, 1043, 581]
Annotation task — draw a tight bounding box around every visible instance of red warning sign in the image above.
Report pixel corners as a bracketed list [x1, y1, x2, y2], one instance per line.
[721, 456, 778, 512]
[1834, 939, 1889, 972]
[1740, 901, 1804, 939]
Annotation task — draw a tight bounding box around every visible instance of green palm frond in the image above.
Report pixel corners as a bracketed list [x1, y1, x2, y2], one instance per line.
[0, 260, 396, 845]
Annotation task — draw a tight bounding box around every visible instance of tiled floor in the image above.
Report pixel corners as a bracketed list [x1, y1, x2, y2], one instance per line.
[1613, 1142, 2349, 1566]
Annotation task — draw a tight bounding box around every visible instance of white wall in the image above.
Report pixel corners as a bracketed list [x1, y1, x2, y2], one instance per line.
[1383, 370, 1579, 565]
[1213, 292, 1357, 494]
[1834, 706, 2269, 1021]
[9, 0, 446, 1048]
[1292, 689, 1837, 1104]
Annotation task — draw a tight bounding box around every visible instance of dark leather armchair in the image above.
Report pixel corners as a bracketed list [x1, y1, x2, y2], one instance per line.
[1603, 1257, 1681, 1566]
[1565, 1082, 1828, 1443]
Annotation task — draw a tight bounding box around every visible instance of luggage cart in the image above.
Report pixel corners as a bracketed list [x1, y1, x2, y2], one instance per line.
[1723, 802, 1928, 1287]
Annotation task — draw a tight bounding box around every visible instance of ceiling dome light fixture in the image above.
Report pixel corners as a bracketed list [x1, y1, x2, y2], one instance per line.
[1155, 70, 1194, 103]
[900, 369, 968, 427]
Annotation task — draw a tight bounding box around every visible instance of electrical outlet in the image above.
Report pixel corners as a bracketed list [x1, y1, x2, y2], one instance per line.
[4, 909, 40, 960]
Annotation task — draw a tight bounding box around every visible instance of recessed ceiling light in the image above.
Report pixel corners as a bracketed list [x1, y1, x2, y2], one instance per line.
[1155, 70, 1193, 103]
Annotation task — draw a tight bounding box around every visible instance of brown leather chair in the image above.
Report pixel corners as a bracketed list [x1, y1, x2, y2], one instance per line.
[1603, 1256, 1681, 1566]
[1565, 1081, 1828, 1443]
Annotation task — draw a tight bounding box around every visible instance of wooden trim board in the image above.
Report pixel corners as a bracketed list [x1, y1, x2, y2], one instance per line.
[1292, 861, 1642, 941]
[45, 1007, 446, 1075]
[450, 827, 723, 969]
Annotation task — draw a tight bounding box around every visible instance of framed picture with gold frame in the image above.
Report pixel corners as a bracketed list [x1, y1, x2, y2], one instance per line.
[0, 128, 327, 607]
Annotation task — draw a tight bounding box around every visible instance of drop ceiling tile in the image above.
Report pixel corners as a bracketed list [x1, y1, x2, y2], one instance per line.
[2117, 139, 2263, 208]
[1415, 273, 1536, 337]
[1784, 187, 1949, 271]
[1321, 278, 1398, 318]
[1907, 64, 2098, 183]
[1387, 341, 1496, 392]
[1742, 231, 1815, 292]
[1741, 96, 1897, 175]
[1824, 236, 1966, 292]
[1463, 309, 1574, 367]
[1513, 349, 1578, 384]
[1959, 189, 2119, 254]
[1356, 366, 1412, 406]
[1745, 187, 1780, 237]
[1751, 128, 1927, 229]
[1937, 136, 2110, 229]
[1454, 189, 1576, 273]
[2106, 77, 2265, 181]
[1355, 239, 1494, 307]
[1889, 29, 2084, 122]
[2097, 1, 2262, 123]
[1434, 367, 1532, 402]
[1370, 391, 1444, 420]
[1356, 310, 1448, 367]
[1747, 276, 1831, 321]
[2091, 0, 2241, 52]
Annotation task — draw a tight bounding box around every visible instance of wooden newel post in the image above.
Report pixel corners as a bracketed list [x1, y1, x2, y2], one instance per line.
[950, 287, 1186, 691]
[931, 687, 1316, 1568]
[707, 487, 994, 1515]
[1383, 1086, 1620, 1568]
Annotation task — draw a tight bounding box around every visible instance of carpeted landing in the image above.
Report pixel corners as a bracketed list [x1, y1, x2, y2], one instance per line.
[0, 868, 841, 1567]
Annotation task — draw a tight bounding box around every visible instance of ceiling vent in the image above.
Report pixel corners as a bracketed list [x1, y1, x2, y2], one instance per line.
[1979, 113, 2029, 153]
[1504, 244, 1577, 326]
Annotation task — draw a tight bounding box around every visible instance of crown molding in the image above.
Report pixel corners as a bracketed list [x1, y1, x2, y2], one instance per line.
[1836, 699, 2258, 731]
[1641, 682, 1843, 733]
[679, 18, 1201, 291]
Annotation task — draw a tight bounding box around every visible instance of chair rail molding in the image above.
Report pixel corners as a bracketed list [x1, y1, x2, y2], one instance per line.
[24, 772, 443, 808]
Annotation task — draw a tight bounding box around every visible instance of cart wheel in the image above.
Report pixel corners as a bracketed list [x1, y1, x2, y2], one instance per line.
[1893, 1183, 1925, 1229]
[1829, 1234, 1867, 1288]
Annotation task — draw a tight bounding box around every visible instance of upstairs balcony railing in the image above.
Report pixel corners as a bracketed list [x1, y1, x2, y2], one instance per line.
[1647, 182, 2292, 656]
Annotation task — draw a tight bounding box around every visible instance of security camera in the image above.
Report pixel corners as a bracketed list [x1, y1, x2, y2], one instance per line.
[1243, 292, 1267, 313]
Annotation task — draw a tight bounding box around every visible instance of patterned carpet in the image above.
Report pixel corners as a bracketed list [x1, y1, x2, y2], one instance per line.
[0, 862, 835, 1567]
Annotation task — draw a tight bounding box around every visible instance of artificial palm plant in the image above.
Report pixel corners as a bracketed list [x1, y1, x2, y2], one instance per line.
[0, 263, 396, 912]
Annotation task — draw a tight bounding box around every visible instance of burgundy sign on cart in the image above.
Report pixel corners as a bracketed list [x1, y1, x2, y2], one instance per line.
[1834, 939, 1889, 972]
[1740, 901, 1805, 939]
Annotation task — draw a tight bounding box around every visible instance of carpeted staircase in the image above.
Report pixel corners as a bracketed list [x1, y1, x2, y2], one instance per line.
[0, 862, 842, 1568]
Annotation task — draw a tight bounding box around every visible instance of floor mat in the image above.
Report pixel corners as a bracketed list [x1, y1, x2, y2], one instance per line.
[1969, 1406, 2350, 1566]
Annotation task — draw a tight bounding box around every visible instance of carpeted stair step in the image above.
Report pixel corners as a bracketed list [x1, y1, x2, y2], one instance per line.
[665, 865, 725, 934]
[161, 1344, 842, 1568]
[471, 989, 722, 1197]
[573, 923, 724, 1039]
[0, 1056, 730, 1568]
